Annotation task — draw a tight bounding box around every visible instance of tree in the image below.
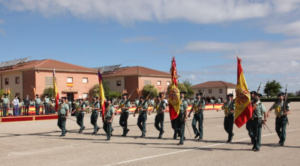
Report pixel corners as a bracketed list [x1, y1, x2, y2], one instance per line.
[287, 92, 296, 97]
[183, 79, 194, 98]
[108, 91, 121, 99]
[142, 85, 159, 99]
[89, 81, 111, 98]
[263, 80, 282, 96]
[42, 87, 54, 98]
[295, 90, 300, 96]
[0, 89, 5, 97]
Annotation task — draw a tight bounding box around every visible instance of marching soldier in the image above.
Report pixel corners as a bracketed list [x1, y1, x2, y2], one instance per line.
[72, 99, 86, 133]
[103, 99, 115, 141]
[134, 96, 148, 137]
[1, 94, 9, 117]
[218, 93, 235, 142]
[44, 94, 50, 114]
[188, 93, 205, 140]
[249, 92, 267, 152]
[57, 97, 69, 137]
[267, 92, 290, 146]
[150, 93, 166, 139]
[91, 97, 101, 135]
[246, 91, 256, 144]
[176, 91, 188, 145]
[35, 94, 41, 115]
[119, 93, 131, 137]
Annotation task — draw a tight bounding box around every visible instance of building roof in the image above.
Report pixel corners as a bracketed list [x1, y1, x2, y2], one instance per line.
[191, 81, 236, 89]
[102, 66, 171, 78]
[0, 59, 97, 74]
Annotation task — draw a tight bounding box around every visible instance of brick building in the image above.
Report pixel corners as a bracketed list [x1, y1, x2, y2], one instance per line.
[0, 58, 98, 101]
[100, 66, 171, 100]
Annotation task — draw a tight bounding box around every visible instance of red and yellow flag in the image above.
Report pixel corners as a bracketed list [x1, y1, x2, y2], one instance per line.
[7, 88, 10, 94]
[98, 70, 106, 121]
[53, 69, 59, 112]
[168, 57, 181, 120]
[235, 57, 253, 128]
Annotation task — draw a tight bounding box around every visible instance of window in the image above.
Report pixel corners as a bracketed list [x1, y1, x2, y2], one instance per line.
[116, 80, 121, 86]
[219, 89, 223, 93]
[167, 81, 170, 86]
[15, 77, 20, 84]
[67, 77, 73, 83]
[144, 80, 151, 85]
[82, 78, 88, 83]
[83, 93, 88, 99]
[5, 78, 9, 85]
[45, 77, 54, 88]
[157, 81, 161, 86]
[209, 89, 212, 94]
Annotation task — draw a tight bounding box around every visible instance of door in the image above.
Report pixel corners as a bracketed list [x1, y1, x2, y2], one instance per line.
[67, 93, 74, 102]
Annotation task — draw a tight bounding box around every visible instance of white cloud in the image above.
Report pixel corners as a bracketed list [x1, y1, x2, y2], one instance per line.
[265, 20, 300, 36]
[121, 36, 155, 43]
[0, 0, 297, 24]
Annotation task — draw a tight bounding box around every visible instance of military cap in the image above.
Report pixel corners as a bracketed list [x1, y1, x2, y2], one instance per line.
[122, 93, 128, 96]
[255, 93, 262, 97]
[3, 93, 7, 96]
[227, 93, 234, 97]
[140, 96, 145, 99]
[95, 97, 99, 100]
[36, 94, 39, 96]
[180, 91, 187, 94]
[278, 92, 285, 97]
[250, 91, 256, 95]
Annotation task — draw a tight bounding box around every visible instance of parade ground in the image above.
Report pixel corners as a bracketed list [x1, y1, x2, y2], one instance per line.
[1, 102, 299, 166]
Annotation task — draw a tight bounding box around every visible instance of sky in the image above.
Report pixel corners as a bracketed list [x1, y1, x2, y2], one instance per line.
[0, 0, 300, 93]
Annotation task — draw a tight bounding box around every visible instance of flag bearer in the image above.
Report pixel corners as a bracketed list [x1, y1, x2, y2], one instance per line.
[249, 92, 267, 152]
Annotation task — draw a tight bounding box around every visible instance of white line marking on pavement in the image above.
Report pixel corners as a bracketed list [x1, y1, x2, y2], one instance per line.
[103, 129, 300, 166]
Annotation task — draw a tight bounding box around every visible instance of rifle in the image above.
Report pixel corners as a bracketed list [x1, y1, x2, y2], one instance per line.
[135, 92, 152, 114]
[257, 82, 262, 93]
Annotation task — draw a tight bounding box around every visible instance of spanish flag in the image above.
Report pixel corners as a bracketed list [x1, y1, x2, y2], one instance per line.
[7, 88, 10, 94]
[98, 70, 106, 121]
[53, 69, 59, 111]
[235, 57, 253, 128]
[168, 57, 181, 120]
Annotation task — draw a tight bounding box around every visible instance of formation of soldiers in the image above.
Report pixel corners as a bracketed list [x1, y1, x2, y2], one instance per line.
[55, 89, 291, 152]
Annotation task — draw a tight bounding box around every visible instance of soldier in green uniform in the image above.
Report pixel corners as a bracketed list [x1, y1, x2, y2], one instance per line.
[91, 97, 101, 135]
[150, 93, 166, 139]
[188, 93, 205, 140]
[103, 99, 115, 140]
[72, 99, 86, 133]
[267, 92, 290, 146]
[119, 93, 131, 137]
[249, 92, 267, 152]
[176, 91, 188, 145]
[57, 97, 69, 137]
[246, 91, 256, 144]
[35, 94, 41, 115]
[44, 94, 50, 114]
[218, 94, 235, 142]
[1, 94, 9, 117]
[217, 97, 221, 104]
[134, 96, 148, 137]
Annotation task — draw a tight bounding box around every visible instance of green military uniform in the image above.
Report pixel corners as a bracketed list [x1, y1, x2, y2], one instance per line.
[76, 102, 86, 133]
[2, 96, 9, 117]
[91, 101, 100, 134]
[57, 103, 69, 136]
[35, 97, 41, 115]
[221, 99, 235, 142]
[103, 105, 115, 140]
[270, 101, 290, 145]
[191, 98, 205, 139]
[135, 99, 139, 107]
[154, 100, 166, 138]
[119, 99, 131, 136]
[249, 100, 266, 151]
[137, 100, 148, 137]
[44, 97, 50, 114]
[175, 98, 188, 144]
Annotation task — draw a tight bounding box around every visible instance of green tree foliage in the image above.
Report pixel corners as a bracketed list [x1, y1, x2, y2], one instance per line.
[263, 80, 282, 96]
[108, 91, 122, 99]
[295, 90, 300, 96]
[182, 79, 194, 98]
[287, 92, 296, 97]
[0, 89, 5, 97]
[42, 87, 54, 98]
[142, 85, 159, 99]
[90, 81, 111, 98]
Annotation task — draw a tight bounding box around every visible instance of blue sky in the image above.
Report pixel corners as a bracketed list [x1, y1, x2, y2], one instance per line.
[1, 0, 300, 93]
